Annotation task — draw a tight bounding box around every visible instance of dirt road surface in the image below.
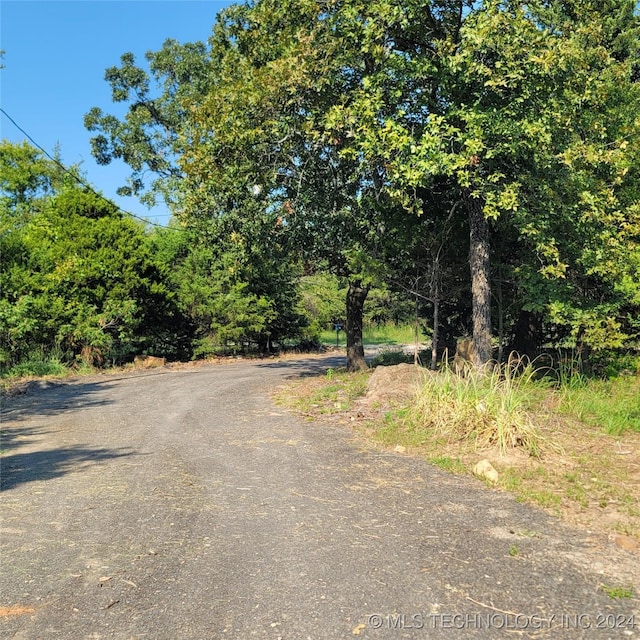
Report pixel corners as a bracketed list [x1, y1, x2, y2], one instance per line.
[1, 355, 638, 639]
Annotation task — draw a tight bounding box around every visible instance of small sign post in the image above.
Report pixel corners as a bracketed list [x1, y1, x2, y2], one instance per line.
[332, 322, 343, 347]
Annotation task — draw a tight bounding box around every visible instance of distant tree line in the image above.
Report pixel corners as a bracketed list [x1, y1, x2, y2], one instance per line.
[0, 141, 409, 369]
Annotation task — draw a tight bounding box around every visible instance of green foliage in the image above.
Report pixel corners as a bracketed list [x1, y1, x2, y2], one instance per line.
[84, 39, 211, 207]
[556, 376, 640, 435]
[159, 218, 306, 354]
[2, 348, 68, 379]
[0, 141, 177, 369]
[83, 0, 640, 369]
[177, 0, 412, 369]
[0, 140, 58, 206]
[0, 139, 308, 370]
[594, 352, 640, 379]
[298, 274, 346, 337]
[321, 0, 640, 354]
[363, 287, 415, 328]
[86, 27, 312, 355]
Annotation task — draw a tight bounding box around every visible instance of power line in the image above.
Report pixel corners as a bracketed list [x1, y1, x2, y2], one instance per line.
[0, 107, 181, 231]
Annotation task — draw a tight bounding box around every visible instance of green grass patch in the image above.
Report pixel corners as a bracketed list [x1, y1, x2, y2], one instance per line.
[1, 349, 69, 380]
[556, 375, 640, 434]
[274, 367, 369, 415]
[319, 323, 418, 347]
[370, 408, 434, 448]
[601, 585, 634, 600]
[428, 456, 467, 474]
[500, 466, 563, 510]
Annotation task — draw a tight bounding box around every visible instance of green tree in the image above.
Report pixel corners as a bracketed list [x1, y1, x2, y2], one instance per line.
[170, 218, 305, 355]
[0, 141, 175, 368]
[86, 27, 307, 356]
[298, 273, 346, 338]
[330, 0, 640, 362]
[86, 0, 640, 368]
[84, 39, 212, 208]
[445, 0, 640, 353]
[180, 0, 410, 370]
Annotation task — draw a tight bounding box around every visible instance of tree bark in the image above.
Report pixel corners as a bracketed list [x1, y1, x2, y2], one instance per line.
[431, 263, 440, 371]
[431, 293, 440, 371]
[467, 194, 492, 368]
[414, 290, 421, 367]
[345, 280, 368, 372]
[512, 310, 541, 359]
[496, 264, 504, 363]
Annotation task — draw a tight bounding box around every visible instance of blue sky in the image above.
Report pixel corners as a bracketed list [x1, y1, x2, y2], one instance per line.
[1, 0, 234, 226]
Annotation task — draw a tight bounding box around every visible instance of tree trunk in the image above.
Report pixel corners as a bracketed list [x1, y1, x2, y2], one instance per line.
[431, 265, 440, 371]
[512, 310, 541, 359]
[496, 264, 504, 363]
[467, 195, 492, 368]
[431, 295, 440, 371]
[414, 292, 420, 366]
[345, 280, 368, 372]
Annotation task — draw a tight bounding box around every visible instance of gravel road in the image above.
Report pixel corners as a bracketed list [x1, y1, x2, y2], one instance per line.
[1, 355, 638, 639]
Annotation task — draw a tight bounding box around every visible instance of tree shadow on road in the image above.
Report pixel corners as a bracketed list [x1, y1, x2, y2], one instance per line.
[0, 424, 136, 491]
[1, 379, 116, 423]
[255, 354, 347, 378]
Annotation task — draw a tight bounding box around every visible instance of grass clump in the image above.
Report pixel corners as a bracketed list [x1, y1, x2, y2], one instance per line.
[1, 348, 69, 381]
[601, 584, 634, 600]
[408, 358, 548, 456]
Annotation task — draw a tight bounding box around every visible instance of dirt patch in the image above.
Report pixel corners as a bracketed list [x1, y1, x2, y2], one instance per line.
[133, 355, 167, 368]
[364, 362, 431, 404]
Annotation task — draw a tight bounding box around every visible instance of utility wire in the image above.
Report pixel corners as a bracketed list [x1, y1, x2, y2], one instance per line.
[1, 107, 181, 231]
